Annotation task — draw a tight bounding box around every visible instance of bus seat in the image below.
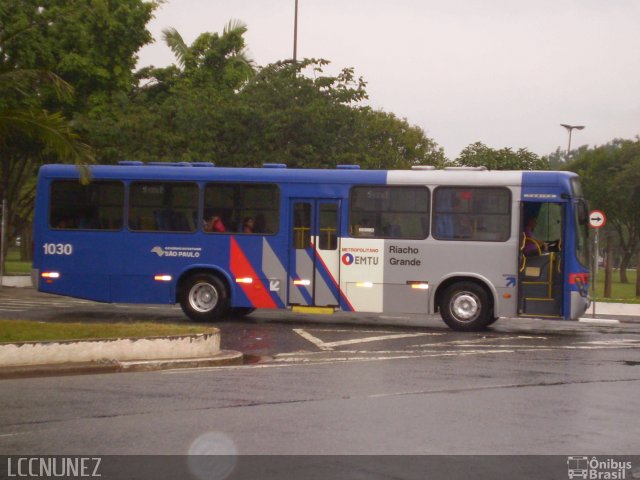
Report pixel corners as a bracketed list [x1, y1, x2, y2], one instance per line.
[522, 254, 552, 281]
[170, 212, 189, 231]
[153, 211, 169, 230]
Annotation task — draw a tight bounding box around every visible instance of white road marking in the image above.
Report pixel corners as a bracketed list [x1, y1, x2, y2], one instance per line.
[293, 329, 331, 350]
[293, 328, 438, 351]
[0, 432, 26, 438]
[409, 335, 548, 348]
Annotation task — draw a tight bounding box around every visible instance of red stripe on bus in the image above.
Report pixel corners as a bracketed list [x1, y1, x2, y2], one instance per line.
[230, 237, 277, 308]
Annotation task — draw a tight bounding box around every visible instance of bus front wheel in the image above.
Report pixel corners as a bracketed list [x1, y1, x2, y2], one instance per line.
[179, 274, 229, 322]
[439, 282, 493, 331]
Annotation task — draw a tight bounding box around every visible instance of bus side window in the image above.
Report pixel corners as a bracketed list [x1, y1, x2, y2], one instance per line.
[349, 186, 429, 240]
[129, 182, 198, 232]
[433, 187, 510, 242]
[319, 203, 338, 250]
[50, 180, 124, 231]
[203, 183, 280, 235]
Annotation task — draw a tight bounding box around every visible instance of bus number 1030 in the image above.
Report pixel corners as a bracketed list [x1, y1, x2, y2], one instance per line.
[43, 243, 73, 255]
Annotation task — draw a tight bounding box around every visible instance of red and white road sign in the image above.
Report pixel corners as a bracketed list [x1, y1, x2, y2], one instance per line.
[589, 210, 606, 229]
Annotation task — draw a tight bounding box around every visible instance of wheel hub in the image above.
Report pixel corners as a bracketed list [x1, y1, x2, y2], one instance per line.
[451, 293, 480, 322]
[189, 283, 218, 313]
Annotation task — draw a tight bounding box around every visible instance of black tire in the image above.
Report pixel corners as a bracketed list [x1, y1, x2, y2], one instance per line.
[439, 281, 493, 331]
[179, 274, 229, 322]
[227, 307, 256, 318]
[485, 316, 499, 326]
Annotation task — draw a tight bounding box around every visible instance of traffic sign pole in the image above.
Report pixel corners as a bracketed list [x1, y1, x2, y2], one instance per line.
[588, 210, 607, 319]
[592, 229, 598, 318]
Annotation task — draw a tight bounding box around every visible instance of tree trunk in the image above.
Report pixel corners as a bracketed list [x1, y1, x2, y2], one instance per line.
[636, 249, 640, 298]
[604, 236, 613, 298]
[20, 226, 32, 262]
[619, 250, 632, 284]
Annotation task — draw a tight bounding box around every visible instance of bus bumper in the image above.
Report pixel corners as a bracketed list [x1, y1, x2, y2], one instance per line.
[570, 291, 590, 320]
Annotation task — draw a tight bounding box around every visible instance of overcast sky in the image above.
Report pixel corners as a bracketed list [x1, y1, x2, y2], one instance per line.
[137, 0, 640, 160]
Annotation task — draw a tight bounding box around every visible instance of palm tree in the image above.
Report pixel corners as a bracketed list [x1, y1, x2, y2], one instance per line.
[0, 67, 94, 269]
[161, 20, 256, 89]
[0, 70, 94, 165]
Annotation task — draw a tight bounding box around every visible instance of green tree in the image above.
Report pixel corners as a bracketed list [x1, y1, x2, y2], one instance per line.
[84, 54, 445, 169]
[568, 139, 640, 287]
[234, 59, 444, 168]
[456, 142, 549, 170]
[354, 108, 445, 169]
[0, 68, 94, 266]
[1, 0, 156, 263]
[79, 19, 258, 165]
[1, 0, 157, 111]
[161, 20, 255, 91]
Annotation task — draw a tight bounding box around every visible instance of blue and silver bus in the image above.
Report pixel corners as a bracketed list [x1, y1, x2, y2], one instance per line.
[32, 162, 591, 331]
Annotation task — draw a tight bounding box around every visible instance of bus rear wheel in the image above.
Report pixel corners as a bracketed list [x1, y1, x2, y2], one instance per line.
[227, 307, 256, 318]
[179, 274, 229, 322]
[439, 282, 493, 331]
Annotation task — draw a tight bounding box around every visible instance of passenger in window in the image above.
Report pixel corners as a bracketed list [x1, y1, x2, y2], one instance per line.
[455, 215, 473, 239]
[523, 217, 547, 256]
[55, 217, 73, 229]
[242, 217, 255, 234]
[254, 214, 268, 233]
[204, 215, 226, 233]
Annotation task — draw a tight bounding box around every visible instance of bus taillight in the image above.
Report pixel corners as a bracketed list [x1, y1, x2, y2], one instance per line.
[41, 271, 60, 279]
[569, 273, 589, 285]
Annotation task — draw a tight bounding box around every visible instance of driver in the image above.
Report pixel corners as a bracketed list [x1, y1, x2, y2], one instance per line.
[523, 217, 548, 256]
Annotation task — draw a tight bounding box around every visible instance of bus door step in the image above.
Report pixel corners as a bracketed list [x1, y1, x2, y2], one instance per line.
[522, 298, 562, 316]
[291, 306, 335, 315]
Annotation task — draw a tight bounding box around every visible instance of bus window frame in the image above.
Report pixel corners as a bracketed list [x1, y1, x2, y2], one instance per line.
[128, 180, 200, 233]
[432, 186, 512, 242]
[203, 182, 281, 236]
[348, 185, 430, 240]
[49, 179, 125, 232]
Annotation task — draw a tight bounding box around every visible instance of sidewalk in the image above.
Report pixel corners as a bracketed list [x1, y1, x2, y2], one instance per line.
[586, 302, 640, 317]
[0, 275, 32, 288]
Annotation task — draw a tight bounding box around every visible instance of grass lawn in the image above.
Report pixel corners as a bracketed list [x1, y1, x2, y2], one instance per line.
[0, 320, 212, 343]
[4, 247, 31, 275]
[593, 269, 639, 304]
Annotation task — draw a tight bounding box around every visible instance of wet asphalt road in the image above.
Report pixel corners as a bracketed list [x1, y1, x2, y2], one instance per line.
[0, 289, 639, 461]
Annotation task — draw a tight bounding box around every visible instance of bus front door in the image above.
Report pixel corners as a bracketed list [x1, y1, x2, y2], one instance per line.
[519, 202, 564, 318]
[288, 199, 341, 309]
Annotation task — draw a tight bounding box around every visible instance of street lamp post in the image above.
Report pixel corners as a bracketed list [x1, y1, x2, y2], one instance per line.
[293, 0, 299, 62]
[560, 124, 585, 161]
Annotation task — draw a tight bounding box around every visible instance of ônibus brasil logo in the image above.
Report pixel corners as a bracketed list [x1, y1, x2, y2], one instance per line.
[567, 456, 633, 479]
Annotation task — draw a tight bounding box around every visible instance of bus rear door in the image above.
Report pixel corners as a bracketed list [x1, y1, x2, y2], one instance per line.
[288, 199, 341, 310]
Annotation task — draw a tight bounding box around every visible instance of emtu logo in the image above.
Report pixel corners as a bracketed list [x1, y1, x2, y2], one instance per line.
[341, 253, 354, 265]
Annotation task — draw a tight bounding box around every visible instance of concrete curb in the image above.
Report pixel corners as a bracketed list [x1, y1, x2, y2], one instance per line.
[0, 350, 243, 379]
[0, 328, 244, 379]
[0, 276, 32, 288]
[0, 330, 222, 367]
